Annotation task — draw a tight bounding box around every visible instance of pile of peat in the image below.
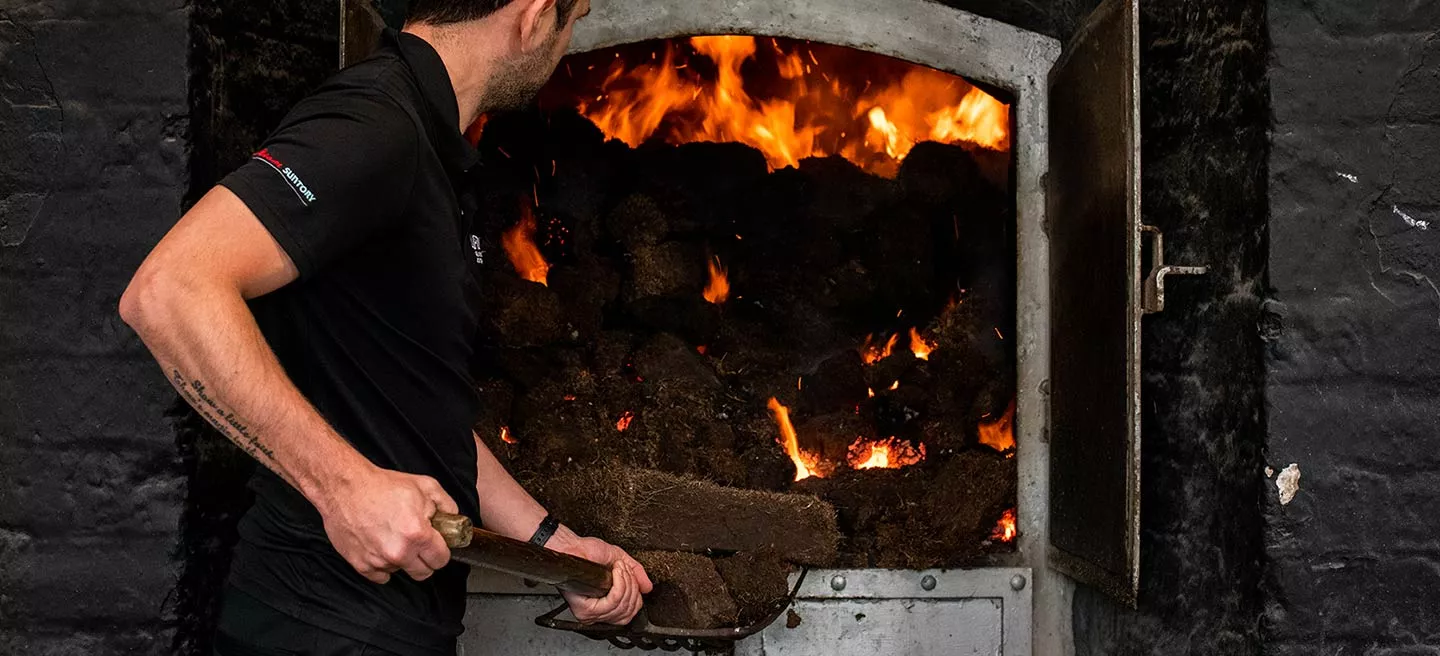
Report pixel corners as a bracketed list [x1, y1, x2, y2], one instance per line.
[468, 108, 1018, 571]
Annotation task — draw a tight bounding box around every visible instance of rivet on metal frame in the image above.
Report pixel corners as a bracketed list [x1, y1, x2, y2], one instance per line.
[1010, 574, 1028, 591]
[830, 575, 847, 592]
[920, 575, 937, 591]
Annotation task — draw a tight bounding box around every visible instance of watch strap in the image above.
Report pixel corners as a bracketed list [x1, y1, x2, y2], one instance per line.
[529, 514, 560, 547]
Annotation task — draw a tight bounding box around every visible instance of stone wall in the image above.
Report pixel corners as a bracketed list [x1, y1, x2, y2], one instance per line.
[1264, 1, 1440, 654]
[0, 0, 189, 653]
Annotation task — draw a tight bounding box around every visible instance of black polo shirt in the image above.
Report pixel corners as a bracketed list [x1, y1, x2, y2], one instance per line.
[217, 29, 484, 655]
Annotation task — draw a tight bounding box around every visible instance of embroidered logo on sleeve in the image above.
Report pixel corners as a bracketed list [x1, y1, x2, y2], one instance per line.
[252, 149, 317, 206]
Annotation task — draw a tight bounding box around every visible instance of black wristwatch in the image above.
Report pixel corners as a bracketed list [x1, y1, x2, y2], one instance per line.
[529, 514, 560, 547]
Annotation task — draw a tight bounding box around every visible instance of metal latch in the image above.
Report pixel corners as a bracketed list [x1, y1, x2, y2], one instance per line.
[1140, 225, 1206, 314]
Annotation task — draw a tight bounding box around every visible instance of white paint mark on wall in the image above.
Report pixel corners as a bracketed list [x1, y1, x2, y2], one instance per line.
[1276, 463, 1301, 505]
[1393, 205, 1431, 231]
[1336, 171, 1358, 183]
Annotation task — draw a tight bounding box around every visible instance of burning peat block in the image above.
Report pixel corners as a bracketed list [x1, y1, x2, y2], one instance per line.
[533, 467, 841, 566]
[714, 550, 793, 625]
[634, 551, 740, 629]
[796, 156, 897, 231]
[628, 241, 706, 301]
[631, 142, 771, 233]
[606, 193, 671, 249]
[798, 449, 1016, 567]
[484, 275, 567, 347]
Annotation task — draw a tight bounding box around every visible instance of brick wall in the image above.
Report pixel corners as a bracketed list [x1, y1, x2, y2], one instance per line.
[0, 0, 189, 653]
[1264, 1, 1440, 653]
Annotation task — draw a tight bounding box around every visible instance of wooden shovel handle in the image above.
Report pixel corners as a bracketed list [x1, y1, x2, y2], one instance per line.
[430, 511, 474, 548]
[429, 511, 613, 597]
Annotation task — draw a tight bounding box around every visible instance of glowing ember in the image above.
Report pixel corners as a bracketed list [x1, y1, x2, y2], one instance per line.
[766, 397, 823, 481]
[502, 203, 550, 286]
[566, 36, 1010, 177]
[499, 426, 517, 444]
[616, 411, 635, 432]
[991, 508, 1018, 542]
[909, 327, 936, 360]
[888, 380, 900, 391]
[703, 255, 730, 304]
[978, 398, 1016, 453]
[846, 436, 926, 470]
[861, 333, 899, 364]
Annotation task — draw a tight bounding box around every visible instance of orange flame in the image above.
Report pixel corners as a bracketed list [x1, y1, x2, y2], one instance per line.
[978, 398, 1016, 453]
[860, 333, 899, 365]
[571, 36, 1009, 177]
[846, 77, 1010, 168]
[909, 327, 936, 360]
[616, 411, 635, 432]
[703, 255, 730, 304]
[503, 203, 550, 286]
[766, 397, 822, 481]
[846, 436, 926, 470]
[499, 426, 517, 444]
[991, 508, 1018, 543]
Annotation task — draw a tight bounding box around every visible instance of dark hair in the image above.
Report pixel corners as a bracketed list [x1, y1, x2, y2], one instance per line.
[406, 0, 580, 28]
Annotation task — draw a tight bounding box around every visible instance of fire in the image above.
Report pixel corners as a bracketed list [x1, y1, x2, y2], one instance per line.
[503, 203, 550, 286]
[703, 255, 730, 304]
[499, 426, 517, 444]
[766, 397, 823, 481]
[846, 436, 926, 470]
[909, 327, 935, 360]
[565, 36, 1010, 177]
[978, 398, 1016, 453]
[990, 508, 1018, 543]
[616, 411, 635, 432]
[860, 333, 899, 364]
[847, 75, 1010, 169]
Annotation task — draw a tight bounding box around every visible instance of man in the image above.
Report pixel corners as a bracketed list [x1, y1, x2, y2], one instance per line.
[120, 0, 652, 653]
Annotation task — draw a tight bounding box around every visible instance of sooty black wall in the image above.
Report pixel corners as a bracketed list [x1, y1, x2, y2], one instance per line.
[0, 0, 189, 653]
[1070, 1, 1271, 655]
[1264, 2, 1440, 654]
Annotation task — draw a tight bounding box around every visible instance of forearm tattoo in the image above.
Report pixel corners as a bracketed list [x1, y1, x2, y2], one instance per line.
[170, 368, 289, 482]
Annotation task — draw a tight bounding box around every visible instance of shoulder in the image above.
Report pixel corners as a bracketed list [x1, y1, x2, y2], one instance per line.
[280, 56, 424, 138]
[273, 70, 425, 156]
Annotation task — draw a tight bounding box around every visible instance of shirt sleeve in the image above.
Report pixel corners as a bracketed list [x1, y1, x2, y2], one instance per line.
[219, 89, 420, 279]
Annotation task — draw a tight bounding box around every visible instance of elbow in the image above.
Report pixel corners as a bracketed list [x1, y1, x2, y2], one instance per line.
[119, 264, 178, 337]
[119, 268, 156, 334]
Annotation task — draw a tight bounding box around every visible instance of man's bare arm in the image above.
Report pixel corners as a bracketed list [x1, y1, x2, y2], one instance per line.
[472, 433, 652, 624]
[122, 186, 457, 584]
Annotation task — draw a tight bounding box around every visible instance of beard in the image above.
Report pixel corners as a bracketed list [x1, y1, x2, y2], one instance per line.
[486, 32, 562, 111]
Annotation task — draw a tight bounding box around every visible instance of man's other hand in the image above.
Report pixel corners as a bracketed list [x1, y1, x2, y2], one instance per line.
[549, 530, 653, 625]
[317, 466, 458, 584]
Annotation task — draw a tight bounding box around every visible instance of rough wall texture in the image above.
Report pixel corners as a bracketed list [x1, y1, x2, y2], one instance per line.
[1264, 2, 1440, 654]
[0, 0, 189, 653]
[1072, 1, 1271, 654]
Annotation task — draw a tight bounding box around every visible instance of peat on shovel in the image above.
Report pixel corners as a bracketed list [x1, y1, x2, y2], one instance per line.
[430, 484, 824, 651]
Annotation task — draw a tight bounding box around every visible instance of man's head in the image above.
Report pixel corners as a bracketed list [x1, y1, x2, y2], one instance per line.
[407, 0, 590, 111]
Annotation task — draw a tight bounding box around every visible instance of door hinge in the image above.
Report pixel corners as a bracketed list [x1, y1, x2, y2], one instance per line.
[1140, 225, 1206, 314]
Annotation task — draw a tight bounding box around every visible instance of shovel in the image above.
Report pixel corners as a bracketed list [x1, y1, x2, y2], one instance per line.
[431, 512, 805, 653]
